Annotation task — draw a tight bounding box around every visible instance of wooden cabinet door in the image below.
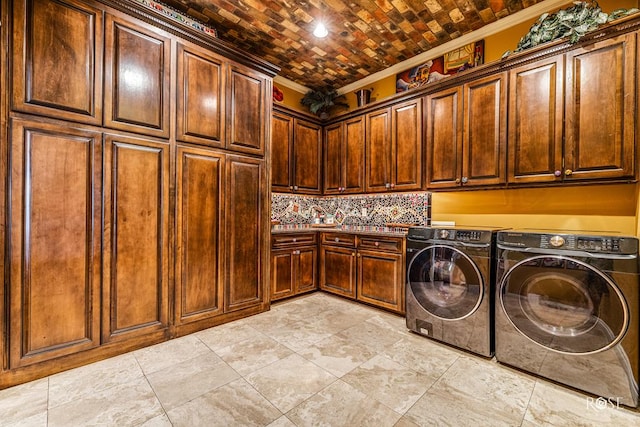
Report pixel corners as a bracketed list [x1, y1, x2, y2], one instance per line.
[343, 116, 366, 193]
[176, 42, 225, 147]
[104, 14, 171, 138]
[391, 99, 422, 191]
[463, 72, 507, 187]
[271, 111, 293, 192]
[102, 133, 170, 343]
[425, 86, 463, 188]
[295, 247, 318, 294]
[366, 108, 391, 192]
[564, 33, 636, 181]
[271, 250, 294, 301]
[324, 117, 365, 194]
[320, 245, 356, 299]
[12, 0, 104, 125]
[508, 55, 564, 184]
[9, 119, 102, 368]
[225, 155, 267, 312]
[323, 122, 343, 194]
[357, 249, 404, 313]
[227, 64, 268, 155]
[292, 119, 322, 194]
[175, 146, 224, 325]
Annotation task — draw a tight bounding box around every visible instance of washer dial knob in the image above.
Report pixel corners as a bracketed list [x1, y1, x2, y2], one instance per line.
[439, 229, 450, 239]
[549, 235, 565, 247]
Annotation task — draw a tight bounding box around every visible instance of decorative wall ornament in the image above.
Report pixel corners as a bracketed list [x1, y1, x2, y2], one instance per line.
[396, 40, 484, 93]
[133, 0, 218, 37]
[272, 193, 431, 226]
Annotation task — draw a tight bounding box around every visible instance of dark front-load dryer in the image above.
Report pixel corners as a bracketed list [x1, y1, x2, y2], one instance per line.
[405, 226, 502, 357]
[495, 230, 640, 407]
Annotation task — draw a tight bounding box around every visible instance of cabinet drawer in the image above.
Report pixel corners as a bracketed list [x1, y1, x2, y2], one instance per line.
[358, 235, 403, 253]
[272, 233, 317, 248]
[321, 232, 356, 247]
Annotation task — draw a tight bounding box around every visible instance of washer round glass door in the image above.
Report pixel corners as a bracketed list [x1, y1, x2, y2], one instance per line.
[499, 255, 629, 355]
[407, 245, 483, 320]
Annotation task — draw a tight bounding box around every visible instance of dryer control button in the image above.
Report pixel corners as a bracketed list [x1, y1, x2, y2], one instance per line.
[549, 235, 565, 247]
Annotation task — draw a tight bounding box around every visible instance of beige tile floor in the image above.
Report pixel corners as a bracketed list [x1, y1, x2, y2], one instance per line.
[2, 292, 640, 426]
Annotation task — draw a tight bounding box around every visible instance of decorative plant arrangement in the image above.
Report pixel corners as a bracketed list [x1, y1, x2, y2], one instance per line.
[300, 88, 349, 118]
[504, 1, 638, 56]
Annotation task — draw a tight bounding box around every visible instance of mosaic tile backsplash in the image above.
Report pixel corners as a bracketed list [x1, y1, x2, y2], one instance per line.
[272, 192, 431, 226]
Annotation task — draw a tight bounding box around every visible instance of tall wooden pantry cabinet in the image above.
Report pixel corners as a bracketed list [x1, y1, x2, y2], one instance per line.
[0, 0, 276, 388]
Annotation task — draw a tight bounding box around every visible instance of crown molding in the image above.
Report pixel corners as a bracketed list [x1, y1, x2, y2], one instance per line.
[272, 0, 571, 94]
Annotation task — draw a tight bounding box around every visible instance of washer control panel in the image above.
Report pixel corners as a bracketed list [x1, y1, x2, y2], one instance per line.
[499, 231, 637, 255]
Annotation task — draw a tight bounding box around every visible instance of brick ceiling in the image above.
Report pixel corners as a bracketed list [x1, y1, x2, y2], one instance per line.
[161, 0, 547, 90]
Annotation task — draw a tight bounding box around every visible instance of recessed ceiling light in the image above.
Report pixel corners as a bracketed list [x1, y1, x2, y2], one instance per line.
[313, 22, 328, 38]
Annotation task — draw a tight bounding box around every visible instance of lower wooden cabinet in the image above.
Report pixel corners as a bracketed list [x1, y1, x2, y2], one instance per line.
[8, 118, 103, 369]
[271, 233, 318, 301]
[319, 232, 405, 313]
[102, 132, 171, 344]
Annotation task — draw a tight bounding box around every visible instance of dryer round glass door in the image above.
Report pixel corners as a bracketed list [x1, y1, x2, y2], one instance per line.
[498, 255, 629, 355]
[407, 245, 483, 320]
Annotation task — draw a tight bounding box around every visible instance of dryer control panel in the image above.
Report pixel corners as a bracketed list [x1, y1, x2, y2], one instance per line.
[498, 231, 638, 255]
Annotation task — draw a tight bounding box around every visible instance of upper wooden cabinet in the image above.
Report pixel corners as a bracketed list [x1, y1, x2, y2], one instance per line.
[508, 33, 636, 184]
[102, 133, 170, 344]
[366, 99, 422, 192]
[12, 0, 104, 125]
[324, 116, 365, 194]
[104, 13, 171, 138]
[426, 73, 506, 189]
[508, 55, 564, 184]
[8, 118, 102, 369]
[176, 42, 225, 147]
[271, 108, 322, 194]
[227, 65, 269, 155]
[564, 33, 636, 181]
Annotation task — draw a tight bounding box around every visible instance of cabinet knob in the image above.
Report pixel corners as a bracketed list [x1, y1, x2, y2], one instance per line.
[455, 178, 461, 184]
[357, 253, 361, 257]
[374, 242, 380, 247]
[554, 170, 562, 177]
[390, 183, 395, 188]
[352, 252, 355, 257]
[293, 185, 299, 190]
[292, 238, 297, 242]
[565, 169, 573, 176]
[385, 183, 390, 189]
[461, 176, 468, 184]
[335, 238, 340, 243]
[289, 186, 294, 190]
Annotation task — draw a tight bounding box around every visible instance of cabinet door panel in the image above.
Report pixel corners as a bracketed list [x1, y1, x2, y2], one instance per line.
[565, 34, 636, 180]
[103, 134, 170, 342]
[271, 250, 294, 301]
[225, 156, 266, 312]
[343, 116, 365, 193]
[425, 87, 463, 188]
[508, 56, 564, 183]
[176, 43, 224, 147]
[357, 250, 403, 313]
[9, 119, 101, 368]
[176, 147, 224, 324]
[296, 247, 318, 294]
[320, 246, 356, 299]
[227, 65, 268, 155]
[104, 15, 171, 138]
[323, 122, 342, 194]
[366, 108, 391, 192]
[271, 112, 293, 191]
[392, 100, 422, 190]
[463, 73, 507, 187]
[293, 119, 322, 194]
[12, 0, 103, 124]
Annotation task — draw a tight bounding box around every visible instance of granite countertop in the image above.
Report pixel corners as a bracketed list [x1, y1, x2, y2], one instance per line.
[271, 224, 409, 237]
